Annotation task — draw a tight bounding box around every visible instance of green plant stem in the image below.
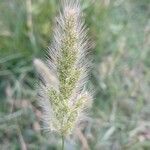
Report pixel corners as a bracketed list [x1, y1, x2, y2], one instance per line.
[61, 135, 65, 150]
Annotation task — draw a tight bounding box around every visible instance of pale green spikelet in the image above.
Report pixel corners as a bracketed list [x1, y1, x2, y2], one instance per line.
[34, 0, 92, 136]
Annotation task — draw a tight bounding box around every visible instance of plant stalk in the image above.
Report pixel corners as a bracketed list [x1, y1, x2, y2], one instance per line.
[61, 135, 65, 150]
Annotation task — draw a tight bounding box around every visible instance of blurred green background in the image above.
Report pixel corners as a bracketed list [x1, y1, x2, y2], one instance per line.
[0, 0, 150, 149]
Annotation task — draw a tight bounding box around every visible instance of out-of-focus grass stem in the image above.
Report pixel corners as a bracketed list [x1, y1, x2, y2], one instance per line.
[26, 0, 37, 53]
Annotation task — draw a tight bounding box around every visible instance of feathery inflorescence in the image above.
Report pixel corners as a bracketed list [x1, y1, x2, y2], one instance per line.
[34, 0, 92, 136]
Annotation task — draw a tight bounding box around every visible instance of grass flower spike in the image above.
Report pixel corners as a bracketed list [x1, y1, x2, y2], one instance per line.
[34, 0, 92, 137]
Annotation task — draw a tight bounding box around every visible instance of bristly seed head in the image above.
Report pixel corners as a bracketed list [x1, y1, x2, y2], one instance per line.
[34, 0, 92, 136]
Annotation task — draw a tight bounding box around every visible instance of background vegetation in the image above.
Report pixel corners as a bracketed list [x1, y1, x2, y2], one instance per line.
[0, 0, 150, 149]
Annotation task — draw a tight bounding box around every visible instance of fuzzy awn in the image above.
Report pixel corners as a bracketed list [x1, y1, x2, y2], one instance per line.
[34, 0, 92, 138]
